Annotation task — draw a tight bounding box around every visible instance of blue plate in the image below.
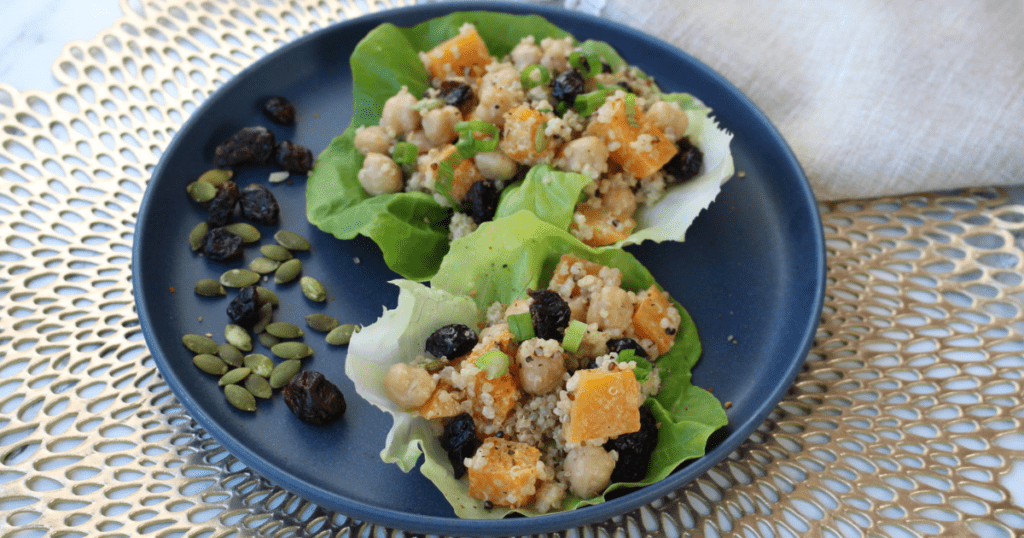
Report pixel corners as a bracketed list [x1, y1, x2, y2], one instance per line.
[133, 2, 825, 535]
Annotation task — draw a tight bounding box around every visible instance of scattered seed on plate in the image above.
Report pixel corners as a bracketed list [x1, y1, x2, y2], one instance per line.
[300, 276, 327, 302]
[255, 286, 279, 307]
[219, 367, 251, 386]
[274, 258, 302, 284]
[218, 343, 245, 367]
[258, 332, 281, 348]
[274, 230, 310, 251]
[194, 278, 227, 297]
[260, 244, 293, 262]
[266, 321, 303, 339]
[269, 359, 302, 389]
[225, 222, 261, 243]
[243, 353, 275, 377]
[224, 384, 256, 412]
[187, 181, 217, 203]
[198, 168, 233, 186]
[326, 324, 359, 346]
[221, 268, 261, 288]
[189, 222, 209, 251]
[245, 374, 273, 399]
[225, 324, 253, 352]
[183, 333, 219, 355]
[271, 341, 313, 360]
[268, 171, 290, 183]
[305, 313, 339, 333]
[249, 257, 281, 274]
[251, 303, 274, 334]
[193, 353, 228, 375]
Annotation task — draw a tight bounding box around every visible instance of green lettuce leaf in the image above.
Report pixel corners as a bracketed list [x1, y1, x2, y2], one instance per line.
[346, 211, 727, 518]
[494, 165, 593, 231]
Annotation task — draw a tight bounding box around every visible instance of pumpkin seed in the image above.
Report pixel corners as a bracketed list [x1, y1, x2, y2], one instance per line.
[225, 324, 253, 352]
[305, 313, 339, 333]
[260, 244, 293, 262]
[189, 222, 209, 251]
[187, 181, 217, 203]
[251, 303, 274, 334]
[255, 286, 279, 307]
[274, 230, 311, 251]
[300, 276, 327, 302]
[274, 258, 302, 284]
[218, 367, 251, 386]
[243, 353, 275, 377]
[182, 334, 219, 355]
[220, 268, 261, 288]
[193, 353, 228, 375]
[194, 278, 226, 297]
[265, 322, 303, 339]
[258, 332, 281, 348]
[248, 257, 280, 274]
[326, 324, 359, 346]
[271, 341, 313, 360]
[218, 343, 244, 367]
[269, 359, 302, 388]
[198, 168, 233, 186]
[245, 374, 273, 399]
[225, 222, 261, 243]
[224, 384, 256, 412]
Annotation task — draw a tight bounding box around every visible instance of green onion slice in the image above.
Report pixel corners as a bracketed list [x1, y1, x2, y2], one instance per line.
[561, 320, 588, 354]
[507, 312, 535, 342]
[569, 51, 602, 78]
[520, 64, 551, 90]
[411, 98, 443, 111]
[534, 122, 550, 152]
[573, 88, 611, 117]
[624, 92, 639, 127]
[454, 120, 500, 153]
[392, 141, 418, 166]
[475, 349, 510, 380]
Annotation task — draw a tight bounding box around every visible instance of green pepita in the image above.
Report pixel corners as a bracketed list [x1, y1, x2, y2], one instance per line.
[189, 222, 209, 251]
[218, 367, 251, 386]
[224, 384, 256, 412]
[274, 230, 311, 251]
[194, 278, 226, 297]
[269, 359, 302, 388]
[225, 324, 253, 352]
[260, 244, 293, 261]
[187, 181, 217, 203]
[244, 374, 273, 399]
[225, 222, 261, 243]
[193, 353, 228, 375]
[274, 258, 302, 284]
[300, 276, 327, 302]
[220, 268, 261, 288]
[251, 303, 274, 334]
[182, 333, 219, 355]
[248, 257, 281, 274]
[326, 324, 360, 346]
[218, 343, 245, 367]
[271, 341, 313, 360]
[255, 286, 279, 307]
[198, 168, 233, 186]
[258, 332, 281, 348]
[243, 353, 275, 377]
[305, 313, 340, 333]
[265, 322, 303, 339]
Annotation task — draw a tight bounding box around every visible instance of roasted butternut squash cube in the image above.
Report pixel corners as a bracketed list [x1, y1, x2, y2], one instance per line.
[422, 27, 493, 80]
[585, 99, 677, 178]
[632, 285, 678, 357]
[464, 342, 521, 429]
[549, 254, 613, 295]
[417, 381, 464, 420]
[467, 438, 542, 507]
[564, 368, 641, 443]
[499, 105, 556, 165]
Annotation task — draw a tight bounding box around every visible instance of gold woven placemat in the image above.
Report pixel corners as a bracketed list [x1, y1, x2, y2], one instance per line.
[2, 1, 1023, 536]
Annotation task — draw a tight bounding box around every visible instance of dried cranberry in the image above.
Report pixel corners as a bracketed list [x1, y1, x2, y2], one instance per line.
[207, 181, 239, 227]
[239, 184, 279, 225]
[551, 68, 585, 109]
[464, 180, 500, 224]
[282, 371, 347, 425]
[425, 324, 477, 360]
[663, 138, 704, 185]
[274, 140, 313, 174]
[607, 338, 649, 359]
[438, 80, 475, 115]
[214, 126, 276, 168]
[605, 406, 658, 483]
[439, 413, 481, 479]
[262, 96, 296, 126]
[528, 289, 571, 341]
[227, 285, 261, 328]
[201, 227, 243, 263]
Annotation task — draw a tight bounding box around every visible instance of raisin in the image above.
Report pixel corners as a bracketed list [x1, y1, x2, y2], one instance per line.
[239, 184, 279, 225]
[207, 181, 240, 227]
[605, 405, 658, 483]
[551, 68, 585, 109]
[464, 180, 500, 224]
[274, 141, 314, 174]
[262, 96, 296, 126]
[607, 338, 649, 359]
[663, 137, 704, 185]
[214, 126, 276, 168]
[425, 324, 477, 360]
[528, 289, 571, 341]
[201, 227, 243, 263]
[282, 370, 347, 425]
[438, 80, 475, 115]
[617, 81, 635, 94]
[601, 61, 614, 74]
[439, 413, 480, 479]
[227, 285, 261, 328]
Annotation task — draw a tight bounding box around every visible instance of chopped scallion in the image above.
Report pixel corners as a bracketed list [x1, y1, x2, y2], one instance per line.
[573, 89, 611, 117]
[561, 320, 588, 353]
[455, 120, 500, 153]
[411, 98, 443, 111]
[391, 141, 418, 166]
[520, 64, 551, 89]
[475, 349, 510, 380]
[569, 51, 602, 78]
[624, 92, 639, 127]
[508, 312, 535, 342]
[534, 122, 550, 152]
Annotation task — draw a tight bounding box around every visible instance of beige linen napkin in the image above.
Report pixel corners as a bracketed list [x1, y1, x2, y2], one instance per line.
[597, 0, 1024, 201]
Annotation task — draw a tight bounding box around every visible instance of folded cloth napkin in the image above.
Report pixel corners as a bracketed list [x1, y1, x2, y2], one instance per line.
[597, 0, 1024, 201]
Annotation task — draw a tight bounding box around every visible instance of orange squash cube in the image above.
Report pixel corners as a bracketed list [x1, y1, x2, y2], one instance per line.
[632, 285, 678, 357]
[564, 368, 641, 443]
[463, 342, 521, 429]
[585, 99, 677, 178]
[422, 27, 493, 80]
[498, 105, 556, 165]
[467, 438, 542, 507]
[417, 381, 464, 420]
[549, 254, 615, 295]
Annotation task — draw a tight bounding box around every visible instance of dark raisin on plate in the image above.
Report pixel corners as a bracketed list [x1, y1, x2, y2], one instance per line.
[207, 180, 239, 227]
[239, 183, 279, 225]
[425, 324, 478, 360]
[528, 289, 572, 341]
[214, 126, 276, 168]
[663, 137, 704, 185]
[464, 180, 500, 224]
[439, 413, 480, 479]
[606, 337, 649, 359]
[605, 405, 659, 483]
[226, 285, 261, 328]
[282, 370, 347, 425]
[275, 140, 314, 174]
[262, 96, 296, 126]
[201, 227, 244, 263]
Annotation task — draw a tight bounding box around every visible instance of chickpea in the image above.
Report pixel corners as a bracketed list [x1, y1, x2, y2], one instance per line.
[353, 125, 393, 155]
[559, 136, 609, 179]
[509, 38, 543, 71]
[645, 100, 689, 142]
[357, 152, 403, 196]
[383, 362, 436, 410]
[516, 338, 565, 395]
[421, 105, 462, 147]
[473, 86, 521, 128]
[380, 87, 420, 135]
[564, 446, 616, 498]
[539, 36, 574, 74]
[474, 151, 518, 181]
[585, 285, 633, 333]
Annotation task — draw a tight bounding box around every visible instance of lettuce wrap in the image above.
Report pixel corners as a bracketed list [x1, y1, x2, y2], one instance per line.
[307, 11, 735, 281]
[346, 210, 728, 518]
